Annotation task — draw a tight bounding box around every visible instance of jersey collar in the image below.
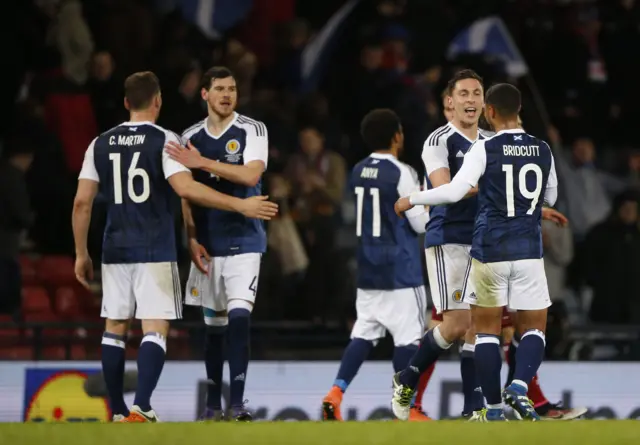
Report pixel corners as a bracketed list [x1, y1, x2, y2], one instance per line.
[204, 112, 238, 140]
[370, 153, 396, 160]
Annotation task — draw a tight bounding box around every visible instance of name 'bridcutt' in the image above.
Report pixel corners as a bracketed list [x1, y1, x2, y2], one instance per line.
[502, 145, 539, 157]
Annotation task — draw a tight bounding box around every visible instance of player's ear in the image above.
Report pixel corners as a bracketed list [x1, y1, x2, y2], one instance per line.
[123, 97, 131, 111]
[447, 96, 453, 108]
[200, 87, 208, 101]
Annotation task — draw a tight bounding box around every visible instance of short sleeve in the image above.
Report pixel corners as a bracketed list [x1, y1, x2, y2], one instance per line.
[547, 149, 558, 189]
[422, 130, 450, 176]
[397, 163, 427, 219]
[78, 138, 100, 182]
[243, 121, 269, 167]
[162, 131, 190, 179]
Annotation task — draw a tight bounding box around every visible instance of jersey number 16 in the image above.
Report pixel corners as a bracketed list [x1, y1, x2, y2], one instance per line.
[502, 163, 543, 217]
[109, 152, 151, 204]
[355, 186, 381, 237]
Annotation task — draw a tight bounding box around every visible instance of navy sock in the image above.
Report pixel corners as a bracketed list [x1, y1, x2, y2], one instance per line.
[133, 332, 166, 412]
[513, 330, 545, 386]
[399, 327, 451, 389]
[204, 324, 226, 410]
[333, 338, 374, 392]
[461, 343, 484, 414]
[474, 334, 502, 406]
[506, 333, 520, 386]
[392, 345, 418, 373]
[101, 332, 129, 416]
[228, 308, 251, 408]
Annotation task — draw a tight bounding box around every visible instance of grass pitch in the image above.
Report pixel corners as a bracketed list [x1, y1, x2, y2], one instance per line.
[1, 420, 638, 445]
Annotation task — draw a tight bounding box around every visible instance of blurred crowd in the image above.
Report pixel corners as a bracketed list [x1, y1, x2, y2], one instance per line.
[1, 0, 639, 345]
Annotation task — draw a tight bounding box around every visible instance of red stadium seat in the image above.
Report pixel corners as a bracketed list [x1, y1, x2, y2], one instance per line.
[22, 286, 52, 313]
[54, 286, 82, 318]
[24, 312, 69, 339]
[0, 346, 33, 360]
[41, 345, 87, 360]
[37, 255, 76, 287]
[19, 255, 38, 285]
[0, 315, 21, 344]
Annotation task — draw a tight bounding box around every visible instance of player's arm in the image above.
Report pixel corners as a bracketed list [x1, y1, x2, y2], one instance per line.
[72, 139, 99, 288]
[167, 124, 268, 187]
[543, 149, 559, 207]
[402, 141, 486, 209]
[397, 166, 429, 233]
[423, 136, 478, 199]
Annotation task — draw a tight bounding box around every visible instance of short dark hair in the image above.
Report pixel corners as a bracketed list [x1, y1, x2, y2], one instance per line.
[360, 109, 401, 151]
[446, 69, 483, 95]
[485, 83, 521, 117]
[124, 71, 160, 110]
[200, 66, 235, 91]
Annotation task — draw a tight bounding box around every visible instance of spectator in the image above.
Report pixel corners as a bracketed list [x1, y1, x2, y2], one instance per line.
[0, 139, 35, 318]
[584, 191, 640, 324]
[88, 51, 123, 132]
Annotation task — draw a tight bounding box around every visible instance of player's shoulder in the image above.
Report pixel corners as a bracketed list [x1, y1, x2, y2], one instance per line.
[234, 113, 267, 137]
[181, 119, 206, 140]
[424, 123, 454, 147]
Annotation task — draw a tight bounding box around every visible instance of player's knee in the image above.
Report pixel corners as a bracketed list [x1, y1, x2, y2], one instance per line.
[203, 308, 228, 327]
[228, 299, 254, 315]
[352, 337, 378, 347]
[141, 319, 170, 337]
[141, 331, 167, 352]
[105, 319, 129, 336]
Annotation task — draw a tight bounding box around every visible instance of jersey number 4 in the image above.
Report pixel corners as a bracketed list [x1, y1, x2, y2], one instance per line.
[109, 152, 150, 204]
[502, 163, 543, 216]
[355, 186, 381, 237]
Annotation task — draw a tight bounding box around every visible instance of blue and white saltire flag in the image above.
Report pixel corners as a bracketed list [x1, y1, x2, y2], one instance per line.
[300, 0, 362, 93]
[447, 16, 528, 77]
[180, 0, 254, 40]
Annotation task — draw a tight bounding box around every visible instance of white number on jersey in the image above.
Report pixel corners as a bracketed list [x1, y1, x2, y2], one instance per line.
[109, 152, 151, 204]
[355, 186, 381, 237]
[502, 163, 543, 216]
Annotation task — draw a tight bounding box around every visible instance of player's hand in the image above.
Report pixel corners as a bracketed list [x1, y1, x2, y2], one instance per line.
[394, 197, 413, 217]
[541, 207, 568, 227]
[239, 196, 279, 220]
[188, 239, 211, 275]
[75, 254, 94, 290]
[166, 140, 205, 169]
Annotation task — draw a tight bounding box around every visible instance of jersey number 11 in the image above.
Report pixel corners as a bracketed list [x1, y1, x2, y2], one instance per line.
[355, 186, 381, 237]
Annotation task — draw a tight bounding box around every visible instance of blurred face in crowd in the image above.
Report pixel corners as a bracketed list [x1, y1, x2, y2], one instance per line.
[618, 200, 638, 225]
[91, 52, 114, 82]
[299, 128, 324, 158]
[361, 45, 383, 71]
[442, 95, 455, 122]
[203, 76, 237, 118]
[449, 78, 484, 128]
[572, 138, 595, 166]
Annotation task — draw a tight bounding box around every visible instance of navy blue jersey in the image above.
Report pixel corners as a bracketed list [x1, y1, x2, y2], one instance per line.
[467, 129, 558, 262]
[351, 153, 425, 290]
[181, 113, 268, 257]
[422, 123, 484, 248]
[79, 122, 189, 264]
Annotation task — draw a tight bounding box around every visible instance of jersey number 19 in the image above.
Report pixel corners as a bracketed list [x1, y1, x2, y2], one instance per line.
[109, 152, 150, 204]
[355, 186, 381, 237]
[502, 163, 543, 217]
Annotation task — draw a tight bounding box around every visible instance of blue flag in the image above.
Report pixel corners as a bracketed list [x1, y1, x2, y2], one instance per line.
[179, 0, 254, 39]
[447, 16, 528, 77]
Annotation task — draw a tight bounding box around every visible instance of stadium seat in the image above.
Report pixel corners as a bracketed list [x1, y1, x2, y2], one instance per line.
[54, 286, 82, 318]
[37, 255, 76, 287]
[24, 312, 69, 339]
[0, 346, 33, 360]
[41, 345, 86, 360]
[22, 286, 52, 313]
[0, 315, 21, 344]
[19, 255, 38, 285]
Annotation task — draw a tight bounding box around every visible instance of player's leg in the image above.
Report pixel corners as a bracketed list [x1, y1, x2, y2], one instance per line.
[222, 253, 261, 421]
[391, 245, 470, 420]
[187, 259, 227, 421]
[466, 258, 510, 421]
[412, 308, 440, 416]
[100, 264, 135, 421]
[384, 286, 431, 421]
[503, 259, 551, 421]
[323, 289, 381, 420]
[125, 262, 183, 422]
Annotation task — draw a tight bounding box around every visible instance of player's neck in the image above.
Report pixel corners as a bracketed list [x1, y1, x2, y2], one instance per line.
[491, 119, 520, 134]
[128, 111, 157, 124]
[451, 120, 478, 141]
[374, 149, 397, 158]
[207, 112, 236, 137]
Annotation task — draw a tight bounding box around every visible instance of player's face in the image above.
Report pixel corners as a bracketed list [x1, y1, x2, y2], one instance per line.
[442, 95, 455, 122]
[451, 78, 483, 127]
[619, 200, 638, 225]
[203, 77, 237, 118]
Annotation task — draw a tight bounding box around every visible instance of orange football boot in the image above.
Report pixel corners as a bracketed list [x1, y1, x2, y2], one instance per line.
[322, 386, 344, 421]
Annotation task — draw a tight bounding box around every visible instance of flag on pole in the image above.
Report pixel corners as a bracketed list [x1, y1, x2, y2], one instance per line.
[300, 0, 362, 93]
[447, 16, 528, 77]
[180, 0, 254, 40]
